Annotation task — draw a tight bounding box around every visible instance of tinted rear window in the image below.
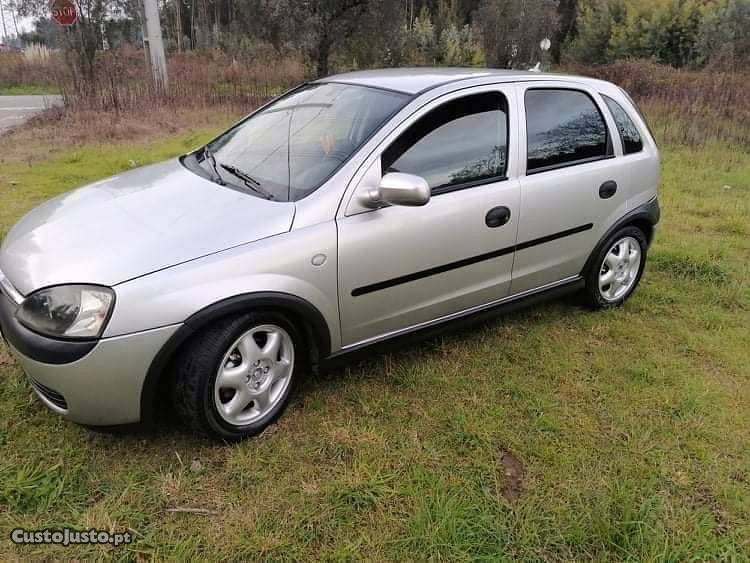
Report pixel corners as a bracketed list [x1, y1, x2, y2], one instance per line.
[525, 89, 610, 173]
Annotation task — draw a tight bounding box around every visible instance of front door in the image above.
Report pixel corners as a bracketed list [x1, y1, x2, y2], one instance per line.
[337, 87, 521, 347]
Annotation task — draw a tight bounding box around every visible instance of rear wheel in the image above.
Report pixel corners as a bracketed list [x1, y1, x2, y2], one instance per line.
[584, 226, 647, 308]
[172, 312, 305, 440]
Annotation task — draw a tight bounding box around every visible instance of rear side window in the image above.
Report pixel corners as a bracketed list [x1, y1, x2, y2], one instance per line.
[382, 92, 508, 193]
[525, 89, 610, 173]
[602, 94, 643, 154]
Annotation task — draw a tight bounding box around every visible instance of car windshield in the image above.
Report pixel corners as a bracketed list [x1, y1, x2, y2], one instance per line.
[197, 83, 409, 201]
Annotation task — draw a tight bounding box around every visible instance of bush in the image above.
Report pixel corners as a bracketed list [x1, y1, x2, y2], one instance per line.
[563, 0, 750, 69]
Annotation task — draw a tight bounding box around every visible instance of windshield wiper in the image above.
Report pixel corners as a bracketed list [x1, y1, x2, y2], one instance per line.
[201, 146, 226, 186]
[220, 163, 275, 200]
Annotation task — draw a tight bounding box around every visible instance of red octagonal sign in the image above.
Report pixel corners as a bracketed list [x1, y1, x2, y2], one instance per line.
[51, 0, 78, 26]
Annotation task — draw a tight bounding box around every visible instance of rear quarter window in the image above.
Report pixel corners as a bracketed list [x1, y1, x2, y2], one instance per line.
[602, 94, 643, 154]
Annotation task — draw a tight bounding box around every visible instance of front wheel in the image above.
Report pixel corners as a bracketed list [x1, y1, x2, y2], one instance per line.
[172, 312, 305, 440]
[584, 226, 648, 308]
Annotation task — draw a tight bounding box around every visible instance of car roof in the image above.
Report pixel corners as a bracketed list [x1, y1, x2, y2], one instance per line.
[321, 67, 602, 95]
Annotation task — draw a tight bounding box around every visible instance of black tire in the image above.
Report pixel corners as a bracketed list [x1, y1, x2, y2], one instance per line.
[583, 225, 648, 309]
[172, 311, 306, 440]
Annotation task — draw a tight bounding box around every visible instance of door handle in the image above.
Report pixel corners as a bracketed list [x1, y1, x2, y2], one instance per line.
[599, 180, 618, 199]
[485, 206, 511, 228]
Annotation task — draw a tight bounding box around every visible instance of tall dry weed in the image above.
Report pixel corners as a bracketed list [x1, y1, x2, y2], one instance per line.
[565, 61, 750, 148]
[55, 48, 306, 113]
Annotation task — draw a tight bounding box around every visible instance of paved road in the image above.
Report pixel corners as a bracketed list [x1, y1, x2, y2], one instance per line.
[0, 95, 63, 134]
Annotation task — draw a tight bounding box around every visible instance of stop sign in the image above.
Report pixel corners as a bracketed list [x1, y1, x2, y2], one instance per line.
[51, 0, 78, 26]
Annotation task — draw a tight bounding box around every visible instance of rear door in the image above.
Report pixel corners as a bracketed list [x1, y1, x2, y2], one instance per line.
[511, 82, 629, 294]
[337, 86, 521, 347]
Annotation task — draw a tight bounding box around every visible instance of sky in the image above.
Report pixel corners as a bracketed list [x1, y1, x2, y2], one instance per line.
[18, 15, 33, 33]
[0, 10, 33, 38]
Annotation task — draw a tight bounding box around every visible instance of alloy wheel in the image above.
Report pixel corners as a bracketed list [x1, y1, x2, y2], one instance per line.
[213, 324, 295, 426]
[598, 235, 642, 302]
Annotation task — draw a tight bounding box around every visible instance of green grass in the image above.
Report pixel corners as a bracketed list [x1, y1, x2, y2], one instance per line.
[0, 131, 748, 559]
[0, 84, 60, 95]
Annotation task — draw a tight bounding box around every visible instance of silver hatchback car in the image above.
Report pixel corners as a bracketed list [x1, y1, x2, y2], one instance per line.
[0, 68, 659, 439]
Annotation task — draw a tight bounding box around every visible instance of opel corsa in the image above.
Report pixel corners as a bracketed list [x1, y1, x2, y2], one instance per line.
[0, 69, 660, 439]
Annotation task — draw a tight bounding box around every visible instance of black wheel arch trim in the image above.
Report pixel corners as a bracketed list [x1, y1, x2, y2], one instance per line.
[0, 292, 97, 364]
[139, 291, 332, 424]
[581, 196, 660, 277]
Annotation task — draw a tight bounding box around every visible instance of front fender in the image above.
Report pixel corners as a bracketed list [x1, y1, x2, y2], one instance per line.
[105, 222, 339, 348]
[139, 291, 331, 425]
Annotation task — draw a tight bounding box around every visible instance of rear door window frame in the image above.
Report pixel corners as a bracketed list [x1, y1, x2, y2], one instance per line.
[523, 86, 615, 176]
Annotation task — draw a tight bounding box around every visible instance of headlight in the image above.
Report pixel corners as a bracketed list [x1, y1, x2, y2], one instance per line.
[16, 285, 115, 340]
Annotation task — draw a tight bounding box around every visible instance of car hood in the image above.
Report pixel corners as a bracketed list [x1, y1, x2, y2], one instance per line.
[0, 159, 295, 296]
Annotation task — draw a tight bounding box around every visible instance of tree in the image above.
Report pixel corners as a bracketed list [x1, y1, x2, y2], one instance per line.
[553, 0, 576, 63]
[345, 0, 403, 67]
[19, 17, 67, 48]
[232, 0, 297, 53]
[562, 0, 613, 64]
[17, 0, 139, 92]
[698, 0, 750, 69]
[474, 0, 558, 68]
[294, 0, 369, 76]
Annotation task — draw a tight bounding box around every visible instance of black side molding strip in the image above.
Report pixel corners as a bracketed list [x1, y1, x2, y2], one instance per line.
[352, 245, 515, 297]
[352, 223, 593, 297]
[515, 223, 593, 252]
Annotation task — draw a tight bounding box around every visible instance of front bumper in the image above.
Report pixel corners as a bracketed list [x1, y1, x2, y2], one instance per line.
[0, 289, 179, 425]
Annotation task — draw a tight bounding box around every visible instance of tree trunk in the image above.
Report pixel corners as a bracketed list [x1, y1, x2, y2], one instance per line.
[174, 0, 182, 52]
[553, 0, 577, 63]
[190, 0, 196, 49]
[316, 35, 331, 77]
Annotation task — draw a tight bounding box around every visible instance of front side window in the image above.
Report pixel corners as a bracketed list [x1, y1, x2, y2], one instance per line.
[602, 94, 643, 154]
[525, 89, 610, 173]
[196, 83, 408, 201]
[382, 92, 508, 193]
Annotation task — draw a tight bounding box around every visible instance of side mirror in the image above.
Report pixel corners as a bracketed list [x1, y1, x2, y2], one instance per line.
[360, 172, 431, 208]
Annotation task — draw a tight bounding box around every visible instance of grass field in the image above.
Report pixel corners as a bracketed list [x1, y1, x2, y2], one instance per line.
[0, 84, 60, 96]
[0, 120, 748, 560]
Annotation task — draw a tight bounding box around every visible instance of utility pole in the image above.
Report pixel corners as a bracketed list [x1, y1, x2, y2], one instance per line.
[142, 0, 168, 91]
